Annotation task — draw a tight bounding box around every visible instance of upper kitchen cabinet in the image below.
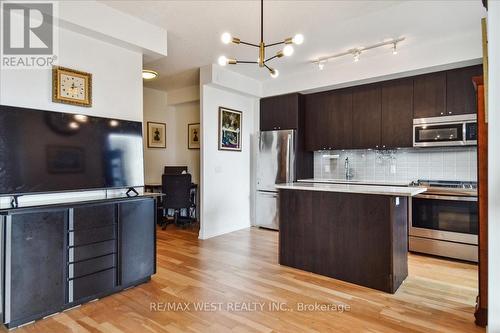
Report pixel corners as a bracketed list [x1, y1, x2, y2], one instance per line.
[352, 84, 382, 149]
[413, 71, 446, 119]
[446, 65, 483, 116]
[304, 89, 353, 151]
[381, 78, 414, 148]
[260, 93, 302, 131]
[304, 91, 329, 151]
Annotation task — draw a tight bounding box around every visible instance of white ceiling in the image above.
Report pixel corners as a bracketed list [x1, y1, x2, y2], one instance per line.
[101, 0, 485, 86]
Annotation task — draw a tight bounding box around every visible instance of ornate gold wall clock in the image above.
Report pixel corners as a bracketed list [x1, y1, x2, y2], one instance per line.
[52, 66, 92, 107]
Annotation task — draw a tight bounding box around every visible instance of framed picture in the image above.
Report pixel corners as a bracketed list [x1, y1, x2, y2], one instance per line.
[188, 123, 200, 149]
[147, 122, 166, 148]
[52, 66, 92, 107]
[218, 107, 242, 151]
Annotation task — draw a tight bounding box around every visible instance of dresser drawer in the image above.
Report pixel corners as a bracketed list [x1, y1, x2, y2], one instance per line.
[72, 204, 116, 230]
[69, 254, 116, 279]
[71, 225, 116, 246]
[71, 268, 116, 302]
[72, 239, 116, 262]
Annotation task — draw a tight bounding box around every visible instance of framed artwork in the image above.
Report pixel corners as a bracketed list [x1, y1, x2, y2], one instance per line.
[52, 66, 92, 107]
[147, 122, 166, 148]
[188, 123, 200, 149]
[218, 107, 242, 151]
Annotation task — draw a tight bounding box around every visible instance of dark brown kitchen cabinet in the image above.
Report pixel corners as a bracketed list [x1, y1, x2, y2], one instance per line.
[381, 78, 414, 148]
[260, 93, 301, 131]
[413, 71, 446, 119]
[304, 89, 352, 151]
[352, 84, 382, 149]
[446, 65, 483, 116]
[304, 92, 327, 151]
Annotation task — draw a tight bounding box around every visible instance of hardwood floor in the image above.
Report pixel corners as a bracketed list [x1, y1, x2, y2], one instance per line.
[7, 225, 482, 333]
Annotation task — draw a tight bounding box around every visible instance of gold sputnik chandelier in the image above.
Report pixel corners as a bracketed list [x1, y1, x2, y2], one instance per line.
[217, 0, 304, 78]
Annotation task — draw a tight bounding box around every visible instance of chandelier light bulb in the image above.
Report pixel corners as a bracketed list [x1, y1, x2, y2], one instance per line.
[292, 34, 304, 45]
[392, 42, 398, 55]
[318, 61, 325, 70]
[270, 68, 279, 78]
[283, 45, 294, 57]
[218, 55, 228, 66]
[221, 32, 232, 44]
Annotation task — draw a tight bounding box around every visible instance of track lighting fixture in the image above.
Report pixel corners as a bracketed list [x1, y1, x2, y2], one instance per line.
[217, 0, 304, 78]
[312, 37, 404, 69]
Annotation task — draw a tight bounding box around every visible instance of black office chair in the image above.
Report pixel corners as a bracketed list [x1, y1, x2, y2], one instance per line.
[160, 174, 195, 229]
[164, 166, 188, 175]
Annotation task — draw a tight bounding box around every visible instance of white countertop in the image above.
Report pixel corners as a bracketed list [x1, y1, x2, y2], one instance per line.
[275, 182, 426, 197]
[298, 178, 412, 187]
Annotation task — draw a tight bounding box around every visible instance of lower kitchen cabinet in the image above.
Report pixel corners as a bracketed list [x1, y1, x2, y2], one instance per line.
[120, 199, 155, 285]
[5, 210, 67, 325]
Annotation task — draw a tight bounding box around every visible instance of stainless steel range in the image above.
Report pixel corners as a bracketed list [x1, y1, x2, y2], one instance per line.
[409, 179, 478, 262]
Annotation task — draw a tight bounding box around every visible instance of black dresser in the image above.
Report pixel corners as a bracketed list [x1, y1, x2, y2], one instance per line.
[0, 194, 159, 328]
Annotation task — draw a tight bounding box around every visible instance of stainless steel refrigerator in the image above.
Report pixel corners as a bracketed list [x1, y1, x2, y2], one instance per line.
[256, 130, 296, 230]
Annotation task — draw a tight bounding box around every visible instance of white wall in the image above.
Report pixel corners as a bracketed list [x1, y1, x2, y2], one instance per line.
[0, 27, 143, 121]
[488, 2, 500, 332]
[143, 87, 200, 185]
[199, 84, 258, 239]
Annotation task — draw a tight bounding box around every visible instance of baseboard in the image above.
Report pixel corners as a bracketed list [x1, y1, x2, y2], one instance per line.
[474, 306, 487, 327]
[198, 224, 250, 240]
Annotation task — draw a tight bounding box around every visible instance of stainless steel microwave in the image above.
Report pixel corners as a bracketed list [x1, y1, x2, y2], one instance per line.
[413, 114, 477, 147]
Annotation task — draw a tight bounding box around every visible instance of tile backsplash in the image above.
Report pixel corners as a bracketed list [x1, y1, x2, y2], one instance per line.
[313, 147, 477, 183]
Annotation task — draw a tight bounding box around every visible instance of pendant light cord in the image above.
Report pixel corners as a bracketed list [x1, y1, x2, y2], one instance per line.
[260, 0, 263, 43]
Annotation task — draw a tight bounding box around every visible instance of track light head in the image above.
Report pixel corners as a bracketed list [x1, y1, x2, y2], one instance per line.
[392, 42, 398, 55]
[353, 50, 361, 62]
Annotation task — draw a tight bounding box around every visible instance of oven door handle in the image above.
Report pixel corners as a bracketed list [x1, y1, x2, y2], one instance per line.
[415, 194, 477, 202]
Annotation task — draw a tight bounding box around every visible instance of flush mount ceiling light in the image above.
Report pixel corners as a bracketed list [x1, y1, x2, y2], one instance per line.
[313, 37, 405, 69]
[218, 0, 303, 78]
[142, 69, 159, 80]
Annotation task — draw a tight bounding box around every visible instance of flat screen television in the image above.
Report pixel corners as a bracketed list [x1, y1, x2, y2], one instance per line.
[0, 105, 144, 195]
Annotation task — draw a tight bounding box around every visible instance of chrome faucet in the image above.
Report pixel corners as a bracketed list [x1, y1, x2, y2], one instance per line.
[344, 157, 353, 180]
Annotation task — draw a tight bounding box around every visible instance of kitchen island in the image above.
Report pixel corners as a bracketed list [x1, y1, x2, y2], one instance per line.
[276, 182, 425, 293]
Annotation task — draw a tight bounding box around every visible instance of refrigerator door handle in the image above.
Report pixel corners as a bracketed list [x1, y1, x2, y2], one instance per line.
[287, 133, 295, 183]
[286, 134, 291, 183]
